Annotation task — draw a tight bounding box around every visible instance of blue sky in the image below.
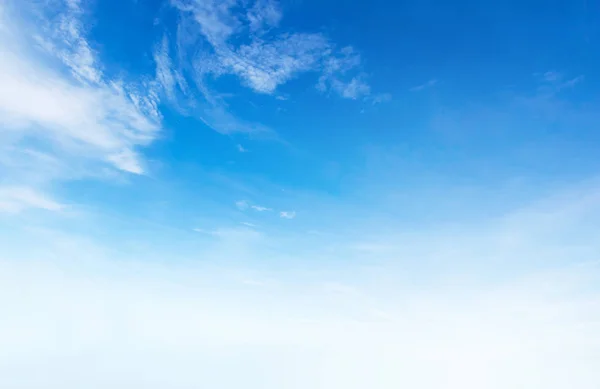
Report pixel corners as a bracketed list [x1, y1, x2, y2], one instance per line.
[1, 0, 600, 387]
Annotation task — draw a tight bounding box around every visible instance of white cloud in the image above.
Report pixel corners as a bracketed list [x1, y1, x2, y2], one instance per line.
[154, 35, 177, 101]
[106, 149, 145, 175]
[0, 1, 161, 178]
[153, 34, 189, 105]
[320, 46, 362, 77]
[279, 210, 296, 219]
[236, 201, 272, 212]
[0, 56, 159, 172]
[251, 205, 272, 212]
[221, 33, 331, 94]
[151, 0, 376, 136]
[34, 0, 102, 84]
[246, 0, 282, 33]
[410, 78, 437, 92]
[237, 144, 247, 152]
[171, 0, 240, 47]
[317, 46, 370, 99]
[331, 76, 371, 99]
[199, 103, 273, 134]
[170, 0, 371, 99]
[150, 19, 275, 135]
[0, 186, 63, 213]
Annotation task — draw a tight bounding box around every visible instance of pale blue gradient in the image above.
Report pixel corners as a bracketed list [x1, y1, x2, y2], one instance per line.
[1, 0, 600, 388]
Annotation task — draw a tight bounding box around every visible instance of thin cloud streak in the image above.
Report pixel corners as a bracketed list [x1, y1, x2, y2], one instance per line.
[279, 211, 296, 219]
[251, 205, 272, 212]
[0, 186, 63, 213]
[410, 78, 437, 92]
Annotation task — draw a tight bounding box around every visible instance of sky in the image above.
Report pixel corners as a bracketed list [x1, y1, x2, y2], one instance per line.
[1, 0, 600, 387]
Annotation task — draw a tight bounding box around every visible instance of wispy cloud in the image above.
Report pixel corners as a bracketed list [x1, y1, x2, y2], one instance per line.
[152, 23, 274, 135]
[220, 33, 331, 94]
[246, 0, 282, 33]
[0, 186, 63, 213]
[251, 205, 272, 212]
[154, 35, 177, 102]
[199, 104, 273, 135]
[34, 0, 102, 84]
[153, 34, 189, 106]
[410, 79, 437, 92]
[161, 0, 374, 109]
[537, 71, 584, 94]
[330, 76, 371, 99]
[0, 1, 162, 178]
[148, 0, 380, 136]
[237, 200, 272, 212]
[316, 46, 371, 99]
[237, 144, 248, 152]
[279, 210, 296, 219]
[561, 75, 585, 89]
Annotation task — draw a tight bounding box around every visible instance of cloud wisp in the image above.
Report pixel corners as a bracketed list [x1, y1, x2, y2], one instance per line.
[279, 210, 296, 219]
[236, 200, 274, 213]
[251, 205, 272, 212]
[0, 187, 64, 214]
[410, 78, 437, 92]
[0, 2, 162, 171]
[171, 0, 369, 97]
[536, 71, 585, 95]
[150, 0, 378, 136]
[0, 0, 165, 211]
